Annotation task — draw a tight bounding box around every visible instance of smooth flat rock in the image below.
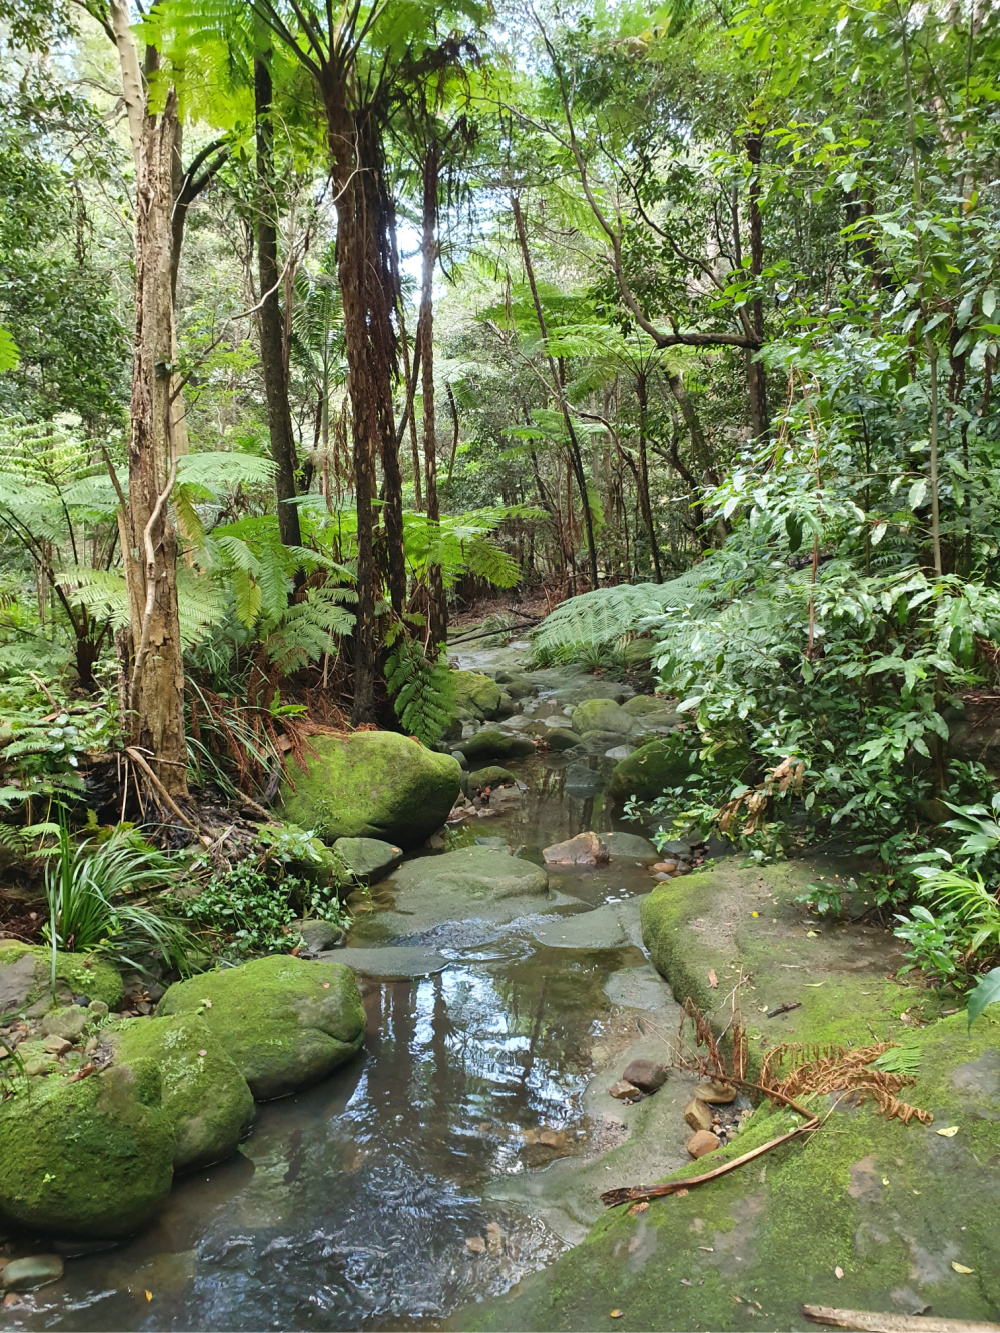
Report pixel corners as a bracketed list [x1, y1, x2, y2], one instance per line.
[603, 963, 675, 1011]
[389, 846, 548, 900]
[326, 946, 449, 979]
[2, 1255, 64, 1291]
[533, 903, 628, 950]
[455, 728, 536, 763]
[333, 836, 403, 884]
[604, 831, 658, 860]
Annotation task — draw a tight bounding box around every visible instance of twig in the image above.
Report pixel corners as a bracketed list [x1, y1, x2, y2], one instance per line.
[767, 1001, 802, 1018]
[127, 451, 179, 716]
[27, 672, 58, 710]
[239, 795, 273, 822]
[601, 1081, 819, 1208]
[124, 747, 198, 832]
[802, 1306, 1000, 1333]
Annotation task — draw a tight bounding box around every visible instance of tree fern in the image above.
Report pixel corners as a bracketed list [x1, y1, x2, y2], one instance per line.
[385, 637, 456, 747]
[532, 563, 722, 658]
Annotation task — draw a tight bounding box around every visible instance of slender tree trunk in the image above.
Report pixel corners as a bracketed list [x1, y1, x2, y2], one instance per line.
[111, 3, 188, 796]
[255, 57, 302, 549]
[635, 371, 663, 582]
[511, 195, 599, 589]
[420, 144, 447, 645]
[745, 129, 769, 440]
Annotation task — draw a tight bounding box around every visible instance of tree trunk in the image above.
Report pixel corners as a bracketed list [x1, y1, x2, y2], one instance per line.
[111, 2, 188, 796]
[255, 57, 302, 550]
[420, 144, 447, 645]
[318, 77, 401, 723]
[745, 129, 769, 440]
[635, 371, 663, 581]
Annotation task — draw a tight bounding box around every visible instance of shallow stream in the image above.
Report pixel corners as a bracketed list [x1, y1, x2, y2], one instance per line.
[8, 642, 686, 1333]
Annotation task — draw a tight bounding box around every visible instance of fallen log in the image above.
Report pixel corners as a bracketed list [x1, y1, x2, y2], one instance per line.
[802, 1304, 1000, 1333]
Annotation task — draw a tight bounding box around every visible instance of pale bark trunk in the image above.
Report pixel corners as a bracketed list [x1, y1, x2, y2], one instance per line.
[420, 145, 447, 645]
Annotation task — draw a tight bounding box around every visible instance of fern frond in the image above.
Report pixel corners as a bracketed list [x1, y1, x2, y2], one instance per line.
[385, 638, 456, 746]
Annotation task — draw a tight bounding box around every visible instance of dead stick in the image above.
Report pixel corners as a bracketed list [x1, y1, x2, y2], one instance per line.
[124, 747, 198, 832]
[802, 1306, 1000, 1333]
[601, 1081, 818, 1207]
[239, 796, 273, 821]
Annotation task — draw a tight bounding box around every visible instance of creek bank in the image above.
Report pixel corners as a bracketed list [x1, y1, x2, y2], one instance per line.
[466, 857, 1000, 1331]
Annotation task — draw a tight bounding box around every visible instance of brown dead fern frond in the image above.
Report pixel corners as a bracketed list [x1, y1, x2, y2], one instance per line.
[759, 1041, 933, 1126]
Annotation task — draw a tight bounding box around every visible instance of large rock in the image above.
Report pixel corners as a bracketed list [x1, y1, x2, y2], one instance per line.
[455, 728, 536, 763]
[571, 698, 632, 736]
[389, 846, 548, 900]
[332, 836, 403, 884]
[621, 694, 669, 716]
[278, 731, 461, 850]
[157, 955, 365, 1102]
[543, 832, 609, 866]
[449, 669, 502, 719]
[0, 941, 123, 1018]
[604, 830, 658, 859]
[607, 737, 698, 801]
[547, 727, 582, 751]
[0, 1059, 173, 1239]
[466, 765, 518, 793]
[111, 1014, 255, 1172]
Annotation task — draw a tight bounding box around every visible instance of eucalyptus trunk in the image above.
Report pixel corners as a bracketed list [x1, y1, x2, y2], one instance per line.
[420, 144, 447, 645]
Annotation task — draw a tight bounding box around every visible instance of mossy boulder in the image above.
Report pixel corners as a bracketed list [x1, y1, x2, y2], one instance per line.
[277, 730, 462, 850]
[466, 765, 518, 793]
[455, 728, 536, 763]
[571, 698, 631, 736]
[0, 941, 123, 1019]
[607, 736, 698, 801]
[111, 1014, 255, 1172]
[157, 954, 365, 1102]
[388, 846, 548, 900]
[621, 694, 668, 716]
[332, 836, 403, 884]
[546, 728, 582, 751]
[449, 669, 502, 719]
[0, 1059, 173, 1239]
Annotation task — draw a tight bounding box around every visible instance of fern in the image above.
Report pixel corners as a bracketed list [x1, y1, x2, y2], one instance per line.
[871, 1046, 923, 1077]
[386, 638, 456, 747]
[532, 563, 722, 658]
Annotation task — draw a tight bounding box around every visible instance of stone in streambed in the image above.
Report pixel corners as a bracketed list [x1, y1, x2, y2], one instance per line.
[686, 1129, 720, 1158]
[278, 730, 461, 850]
[292, 919, 345, 953]
[157, 954, 365, 1102]
[696, 1080, 737, 1104]
[622, 1058, 668, 1093]
[684, 1097, 714, 1132]
[563, 763, 604, 796]
[2, 1256, 64, 1291]
[40, 1005, 89, 1042]
[466, 765, 518, 793]
[547, 727, 583, 751]
[608, 1080, 640, 1100]
[579, 729, 626, 754]
[332, 836, 403, 884]
[608, 738, 699, 802]
[389, 846, 548, 900]
[450, 670, 502, 720]
[0, 941, 122, 1018]
[604, 831, 658, 860]
[456, 728, 536, 763]
[572, 699, 632, 737]
[604, 744, 635, 762]
[111, 1013, 255, 1172]
[622, 695, 671, 716]
[543, 832, 609, 866]
[0, 1059, 173, 1239]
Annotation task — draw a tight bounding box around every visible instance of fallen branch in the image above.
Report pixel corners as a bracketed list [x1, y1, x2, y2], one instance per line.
[802, 1305, 1000, 1333]
[125, 746, 199, 833]
[601, 1081, 819, 1208]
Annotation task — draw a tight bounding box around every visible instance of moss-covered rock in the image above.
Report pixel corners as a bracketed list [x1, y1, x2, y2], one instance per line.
[466, 765, 518, 793]
[388, 845, 549, 900]
[332, 836, 403, 884]
[0, 941, 123, 1019]
[277, 730, 462, 850]
[571, 698, 631, 736]
[468, 860, 1000, 1330]
[546, 728, 582, 751]
[111, 1014, 255, 1172]
[621, 694, 668, 716]
[455, 728, 536, 763]
[0, 1059, 173, 1239]
[450, 669, 502, 719]
[157, 954, 365, 1102]
[607, 736, 698, 801]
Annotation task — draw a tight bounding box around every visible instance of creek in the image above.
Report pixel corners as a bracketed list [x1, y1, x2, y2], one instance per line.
[9, 641, 690, 1333]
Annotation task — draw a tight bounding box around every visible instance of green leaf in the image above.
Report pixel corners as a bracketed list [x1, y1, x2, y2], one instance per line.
[967, 967, 1000, 1029]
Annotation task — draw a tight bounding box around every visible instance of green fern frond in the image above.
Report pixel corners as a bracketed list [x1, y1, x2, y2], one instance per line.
[385, 638, 456, 746]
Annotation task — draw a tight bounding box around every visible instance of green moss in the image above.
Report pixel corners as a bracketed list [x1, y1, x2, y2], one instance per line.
[0, 940, 123, 1018]
[607, 737, 698, 801]
[450, 670, 502, 719]
[572, 699, 631, 736]
[113, 1013, 255, 1172]
[277, 730, 462, 849]
[467, 765, 517, 791]
[157, 954, 365, 1101]
[0, 1058, 173, 1239]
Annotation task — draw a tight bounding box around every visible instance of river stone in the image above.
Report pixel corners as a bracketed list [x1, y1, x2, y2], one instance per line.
[0, 1058, 173, 1239]
[157, 955, 365, 1102]
[603, 744, 635, 762]
[466, 765, 517, 792]
[687, 1128, 720, 1158]
[40, 1005, 89, 1042]
[291, 918, 345, 952]
[495, 672, 536, 699]
[622, 1058, 668, 1093]
[543, 832, 609, 866]
[449, 670, 502, 719]
[608, 738, 699, 801]
[533, 904, 628, 950]
[328, 946, 449, 979]
[389, 846, 548, 901]
[112, 1014, 255, 1172]
[571, 699, 632, 736]
[547, 727, 583, 751]
[579, 729, 626, 754]
[455, 728, 536, 763]
[563, 763, 604, 796]
[2, 1255, 64, 1291]
[332, 836, 403, 884]
[0, 941, 123, 1018]
[622, 695, 669, 716]
[604, 831, 658, 860]
[277, 731, 462, 850]
[603, 964, 675, 1011]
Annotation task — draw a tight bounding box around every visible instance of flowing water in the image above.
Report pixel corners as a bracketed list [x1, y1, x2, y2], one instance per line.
[7, 644, 679, 1333]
